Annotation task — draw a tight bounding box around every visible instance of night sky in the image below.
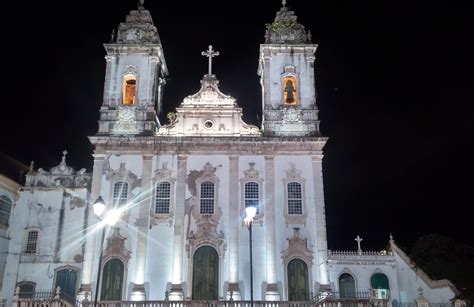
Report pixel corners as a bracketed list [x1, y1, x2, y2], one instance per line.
[1, 0, 473, 251]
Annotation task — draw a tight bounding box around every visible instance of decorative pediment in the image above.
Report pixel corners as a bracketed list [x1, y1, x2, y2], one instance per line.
[102, 228, 131, 262]
[285, 163, 304, 181]
[186, 214, 226, 258]
[105, 162, 138, 183]
[111, 106, 139, 135]
[281, 228, 313, 266]
[155, 162, 173, 179]
[240, 162, 261, 182]
[24, 151, 91, 189]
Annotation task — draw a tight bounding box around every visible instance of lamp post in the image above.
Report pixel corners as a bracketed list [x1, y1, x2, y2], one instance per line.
[92, 196, 121, 307]
[244, 206, 257, 307]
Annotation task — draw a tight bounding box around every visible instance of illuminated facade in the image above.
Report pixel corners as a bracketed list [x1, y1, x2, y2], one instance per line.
[0, 2, 459, 306]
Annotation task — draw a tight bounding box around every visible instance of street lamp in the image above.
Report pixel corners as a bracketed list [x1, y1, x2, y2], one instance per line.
[244, 205, 257, 307]
[92, 196, 120, 307]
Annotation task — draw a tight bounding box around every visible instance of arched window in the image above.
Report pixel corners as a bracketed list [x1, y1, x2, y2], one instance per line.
[192, 246, 218, 300]
[0, 195, 12, 227]
[101, 258, 124, 301]
[200, 181, 215, 215]
[122, 74, 137, 105]
[244, 182, 259, 213]
[287, 259, 309, 301]
[287, 182, 302, 215]
[55, 268, 78, 300]
[371, 273, 390, 299]
[113, 182, 128, 207]
[339, 273, 356, 298]
[24, 230, 39, 254]
[155, 181, 171, 214]
[16, 282, 36, 299]
[283, 75, 298, 105]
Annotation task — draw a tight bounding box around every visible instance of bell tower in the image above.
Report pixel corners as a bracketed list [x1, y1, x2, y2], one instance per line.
[97, 1, 168, 136]
[258, 1, 320, 137]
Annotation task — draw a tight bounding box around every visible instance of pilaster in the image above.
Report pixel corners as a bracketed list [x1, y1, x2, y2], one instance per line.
[311, 155, 329, 287]
[169, 155, 187, 300]
[264, 155, 280, 300]
[79, 154, 105, 300]
[227, 156, 241, 299]
[131, 155, 153, 301]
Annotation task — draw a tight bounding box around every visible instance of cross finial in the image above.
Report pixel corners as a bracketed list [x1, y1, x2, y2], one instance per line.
[201, 45, 219, 75]
[355, 235, 363, 254]
[61, 150, 68, 163]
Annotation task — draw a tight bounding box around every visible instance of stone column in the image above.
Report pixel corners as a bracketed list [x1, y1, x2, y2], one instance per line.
[311, 155, 329, 288]
[102, 55, 115, 107]
[148, 56, 159, 109]
[264, 155, 280, 300]
[169, 155, 187, 300]
[131, 155, 153, 301]
[78, 154, 105, 301]
[227, 156, 241, 299]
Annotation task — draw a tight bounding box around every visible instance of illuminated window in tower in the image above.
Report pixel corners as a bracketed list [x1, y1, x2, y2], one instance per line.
[155, 181, 171, 214]
[283, 76, 297, 105]
[113, 182, 128, 207]
[244, 182, 259, 213]
[287, 182, 302, 215]
[200, 181, 215, 215]
[122, 74, 137, 105]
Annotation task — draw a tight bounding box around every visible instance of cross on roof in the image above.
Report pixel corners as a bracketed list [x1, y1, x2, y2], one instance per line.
[355, 235, 363, 253]
[201, 45, 220, 75]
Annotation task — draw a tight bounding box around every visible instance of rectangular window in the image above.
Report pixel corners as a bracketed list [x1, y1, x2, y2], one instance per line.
[200, 182, 214, 215]
[287, 182, 302, 215]
[0, 196, 12, 227]
[25, 230, 38, 254]
[113, 182, 128, 207]
[244, 182, 259, 213]
[155, 182, 171, 214]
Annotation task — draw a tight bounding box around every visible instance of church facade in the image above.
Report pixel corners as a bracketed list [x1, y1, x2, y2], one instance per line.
[0, 2, 459, 306]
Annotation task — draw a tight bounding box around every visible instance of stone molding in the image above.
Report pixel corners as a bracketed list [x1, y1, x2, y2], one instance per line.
[282, 163, 307, 226]
[281, 228, 313, 266]
[150, 162, 176, 227]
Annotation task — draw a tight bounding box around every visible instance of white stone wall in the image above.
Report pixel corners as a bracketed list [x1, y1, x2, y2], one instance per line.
[0, 186, 88, 304]
[86, 152, 326, 300]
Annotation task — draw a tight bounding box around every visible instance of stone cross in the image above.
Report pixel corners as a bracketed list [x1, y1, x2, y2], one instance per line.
[61, 150, 68, 163]
[355, 235, 363, 254]
[202, 45, 219, 75]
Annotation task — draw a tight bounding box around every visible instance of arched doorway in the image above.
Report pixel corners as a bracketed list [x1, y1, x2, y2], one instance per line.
[339, 273, 356, 298]
[55, 268, 78, 299]
[101, 258, 124, 301]
[287, 259, 309, 301]
[192, 246, 219, 300]
[371, 273, 390, 299]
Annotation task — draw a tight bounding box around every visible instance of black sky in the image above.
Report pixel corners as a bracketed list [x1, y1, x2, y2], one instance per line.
[1, 0, 473, 251]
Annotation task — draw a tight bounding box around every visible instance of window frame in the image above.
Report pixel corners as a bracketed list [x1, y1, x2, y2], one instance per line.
[0, 195, 13, 227]
[112, 181, 129, 207]
[155, 181, 172, 215]
[23, 228, 41, 255]
[282, 163, 307, 226]
[199, 181, 215, 215]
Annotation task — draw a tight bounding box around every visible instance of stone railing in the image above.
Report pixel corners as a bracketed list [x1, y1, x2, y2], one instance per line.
[329, 250, 393, 256]
[12, 287, 76, 307]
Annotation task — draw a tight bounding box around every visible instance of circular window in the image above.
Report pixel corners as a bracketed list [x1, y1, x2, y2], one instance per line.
[204, 120, 214, 129]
